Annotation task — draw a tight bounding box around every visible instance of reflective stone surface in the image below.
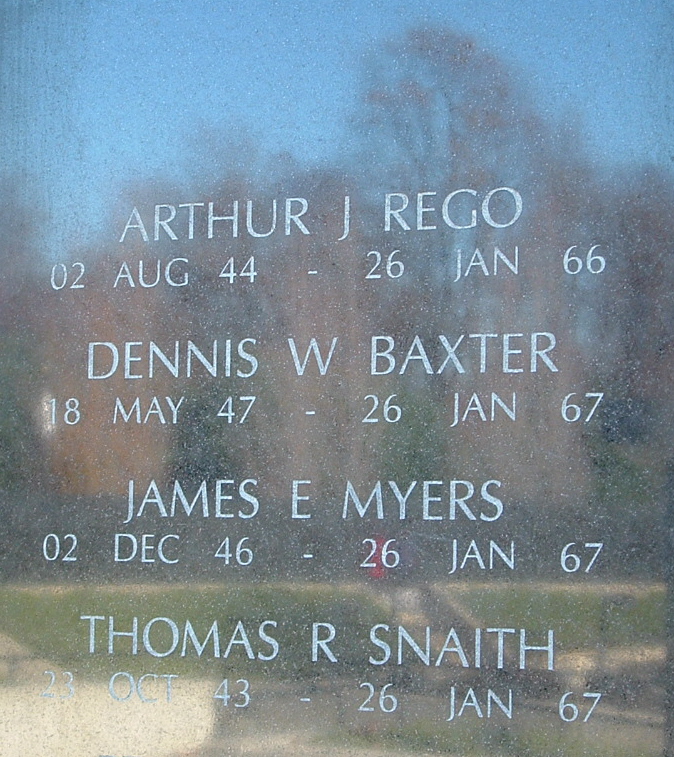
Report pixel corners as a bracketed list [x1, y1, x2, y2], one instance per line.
[0, 2, 672, 755]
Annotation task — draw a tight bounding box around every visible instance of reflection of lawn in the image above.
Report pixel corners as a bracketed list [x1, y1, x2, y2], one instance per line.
[0, 583, 389, 679]
[339, 717, 661, 757]
[0, 582, 665, 680]
[0, 583, 665, 756]
[441, 583, 665, 649]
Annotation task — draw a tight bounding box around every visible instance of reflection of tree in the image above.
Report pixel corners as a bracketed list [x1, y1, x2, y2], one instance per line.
[0, 181, 47, 493]
[597, 167, 674, 443]
[352, 28, 606, 509]
[358, 28, 546, 188]
[9, 26, 672, 580]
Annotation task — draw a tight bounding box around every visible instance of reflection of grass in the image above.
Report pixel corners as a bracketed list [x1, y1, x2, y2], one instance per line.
[509, 724, 658, 757]
[0, 583, 388, 679]
[445, 584, 664, 649]
[338, 718, 660, 756]
[342, 718, 464, 753]
[0, 583, 665, 757]
[0, 582, 664, 681]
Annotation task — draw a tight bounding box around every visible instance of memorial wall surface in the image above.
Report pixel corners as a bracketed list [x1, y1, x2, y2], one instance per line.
[0, 2, 672, 756]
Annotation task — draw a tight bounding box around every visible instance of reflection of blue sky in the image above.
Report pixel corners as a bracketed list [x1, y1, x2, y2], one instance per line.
[1, 0, 672, 255]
